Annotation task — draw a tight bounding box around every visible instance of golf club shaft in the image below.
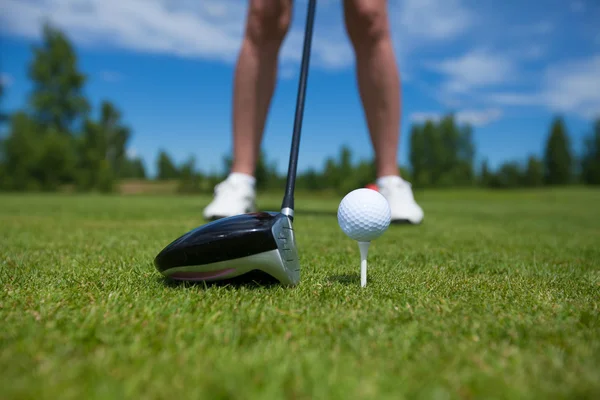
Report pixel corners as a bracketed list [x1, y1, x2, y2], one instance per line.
[281, 0, 317, 219]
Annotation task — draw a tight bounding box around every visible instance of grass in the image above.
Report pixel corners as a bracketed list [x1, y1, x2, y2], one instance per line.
[1, 188, 599, 399]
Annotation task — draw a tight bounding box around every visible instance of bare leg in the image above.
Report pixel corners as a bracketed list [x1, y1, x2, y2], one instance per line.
[230, 0, 293, 175]
[344, 0, 401, 178]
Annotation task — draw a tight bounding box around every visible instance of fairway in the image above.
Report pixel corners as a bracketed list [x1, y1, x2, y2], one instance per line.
[1, 189, 599, 399]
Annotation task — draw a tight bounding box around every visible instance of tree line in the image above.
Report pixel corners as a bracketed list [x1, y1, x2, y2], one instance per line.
[0, 24, 145, 192]
[1, 23, 599, 194]
[407, 114, 600, 189]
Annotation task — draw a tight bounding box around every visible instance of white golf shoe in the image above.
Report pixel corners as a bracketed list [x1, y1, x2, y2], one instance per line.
[376, 175, 424, 224]
[202, 173, 257, 220]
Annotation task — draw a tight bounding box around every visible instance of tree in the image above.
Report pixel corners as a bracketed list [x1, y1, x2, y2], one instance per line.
[177, 155, 203, 193]
[422, 120, 444, 185]
[399, 166, 412, 182]
[581, 118, 600, 185]
[322, 157, 340, 190]
[408, 114, 476, 188]
[37, 130, 78, 191]
[0, 79, 8, 126]
[1, 22, 90, 191]
[351, 158, 377, 190]
[255, 150, 280, 190]
[75, 100, 131, 190]
[0, 80, 7, 185]
[0, 23, 136, 193]
[489, 161, 524, 189]
[120, 157, 147, 179]
[337, 145, 358, 194]
[409, 124, 427, 187]
[296, 167, 324, 191]
[97, 101, 130, 177]
[455, 123, 476, 185]
[479, 159, 492, 187]
[0, 112, 43, 190]
[28, 23, 90, 135]
[157, 150, 179, 180]
[543, 116, 573, 185]
[524, 155, 544, 187]
[75, 119, 115, 192]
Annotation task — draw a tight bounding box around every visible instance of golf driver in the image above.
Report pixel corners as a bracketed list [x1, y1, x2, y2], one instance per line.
[153, 0, 317, 286]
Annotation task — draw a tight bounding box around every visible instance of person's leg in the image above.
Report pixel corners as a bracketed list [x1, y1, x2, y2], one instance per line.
[231, 0, 293, 175]
[343, 0, 423, 223]
[204, 0, 292, 220]
[343, 0, 400, 178]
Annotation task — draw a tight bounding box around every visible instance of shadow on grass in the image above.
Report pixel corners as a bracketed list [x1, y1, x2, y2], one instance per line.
[157, 269, 282, 290]
[327, 273, 362, 285]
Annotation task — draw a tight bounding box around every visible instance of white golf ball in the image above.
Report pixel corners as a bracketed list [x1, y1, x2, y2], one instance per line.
[337, 188, 391, 242]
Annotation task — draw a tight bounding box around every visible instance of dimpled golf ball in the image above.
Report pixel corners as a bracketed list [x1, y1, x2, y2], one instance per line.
[338, 188, 391, 242]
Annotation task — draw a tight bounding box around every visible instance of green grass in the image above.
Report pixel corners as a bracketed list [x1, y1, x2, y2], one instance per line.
[1, 188, 599, 399]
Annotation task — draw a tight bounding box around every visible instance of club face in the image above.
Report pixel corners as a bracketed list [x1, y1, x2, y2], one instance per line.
[154, 212, 300, 286]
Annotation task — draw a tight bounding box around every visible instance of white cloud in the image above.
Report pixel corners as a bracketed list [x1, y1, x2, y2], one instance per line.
[571, 1, 585, 13]
[0, 73, 14, 87]
[100, 70, 123, 83]
[279, 66, 297, 80]
[486, 93, 541, 106]
[430, 49, 517, 94]
[521, 44, 546, 60]
[411, 108, 503, 127]
[0, 0, 477, 73]
[489, 55, 600, 119]
[511, 21, 555, 37]
[530, 21, 554, 35]
[4, 0, 595, 122]
[1, 0, 258, 61]
[394, 0, 473, 40]
[387, 0, 474, 72]
[0, 0, 354, 70]
[543, 55, 600, 118]
[508, 20, 557, 39]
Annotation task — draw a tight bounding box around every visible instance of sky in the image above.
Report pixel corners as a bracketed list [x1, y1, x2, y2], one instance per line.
[1, 0, 599, 178]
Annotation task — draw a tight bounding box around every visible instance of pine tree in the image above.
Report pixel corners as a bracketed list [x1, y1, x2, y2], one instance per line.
[479, 159, 492, 187]
[409, 124, 426, 187]
[0, 79, 7, 126]
[543, 116, 573, 185]
[120, 157, 147, 179]
[97, 101, 130, 177]
[524, 155, 544, 187]
[255, 150, 280, 190]
[157, 150, 179, 180]
[581, 118, 600, 185]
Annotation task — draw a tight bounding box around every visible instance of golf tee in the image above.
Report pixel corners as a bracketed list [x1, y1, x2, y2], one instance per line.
[358, 241, 370, 287]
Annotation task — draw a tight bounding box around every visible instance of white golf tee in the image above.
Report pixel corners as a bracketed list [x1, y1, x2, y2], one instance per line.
[358, 241, 370, 287]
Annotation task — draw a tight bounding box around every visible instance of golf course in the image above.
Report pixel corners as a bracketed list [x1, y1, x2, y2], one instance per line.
[1, 188, 599, 399]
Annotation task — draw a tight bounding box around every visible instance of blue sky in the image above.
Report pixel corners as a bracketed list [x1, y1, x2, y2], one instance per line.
[1, 0, 599, 178]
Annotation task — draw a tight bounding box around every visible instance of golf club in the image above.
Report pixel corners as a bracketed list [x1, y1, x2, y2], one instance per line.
[153, 0, 317, 286]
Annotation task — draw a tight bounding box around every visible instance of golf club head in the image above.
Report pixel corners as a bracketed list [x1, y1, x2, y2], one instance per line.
[154, 212, 300, 286]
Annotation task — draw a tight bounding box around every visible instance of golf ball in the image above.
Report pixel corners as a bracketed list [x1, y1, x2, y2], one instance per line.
[338, 188, 391, 242]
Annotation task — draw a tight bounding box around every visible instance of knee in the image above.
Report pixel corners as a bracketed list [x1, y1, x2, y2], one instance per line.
[245, 1, 291, 46]
[345, 1, 390, 47]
